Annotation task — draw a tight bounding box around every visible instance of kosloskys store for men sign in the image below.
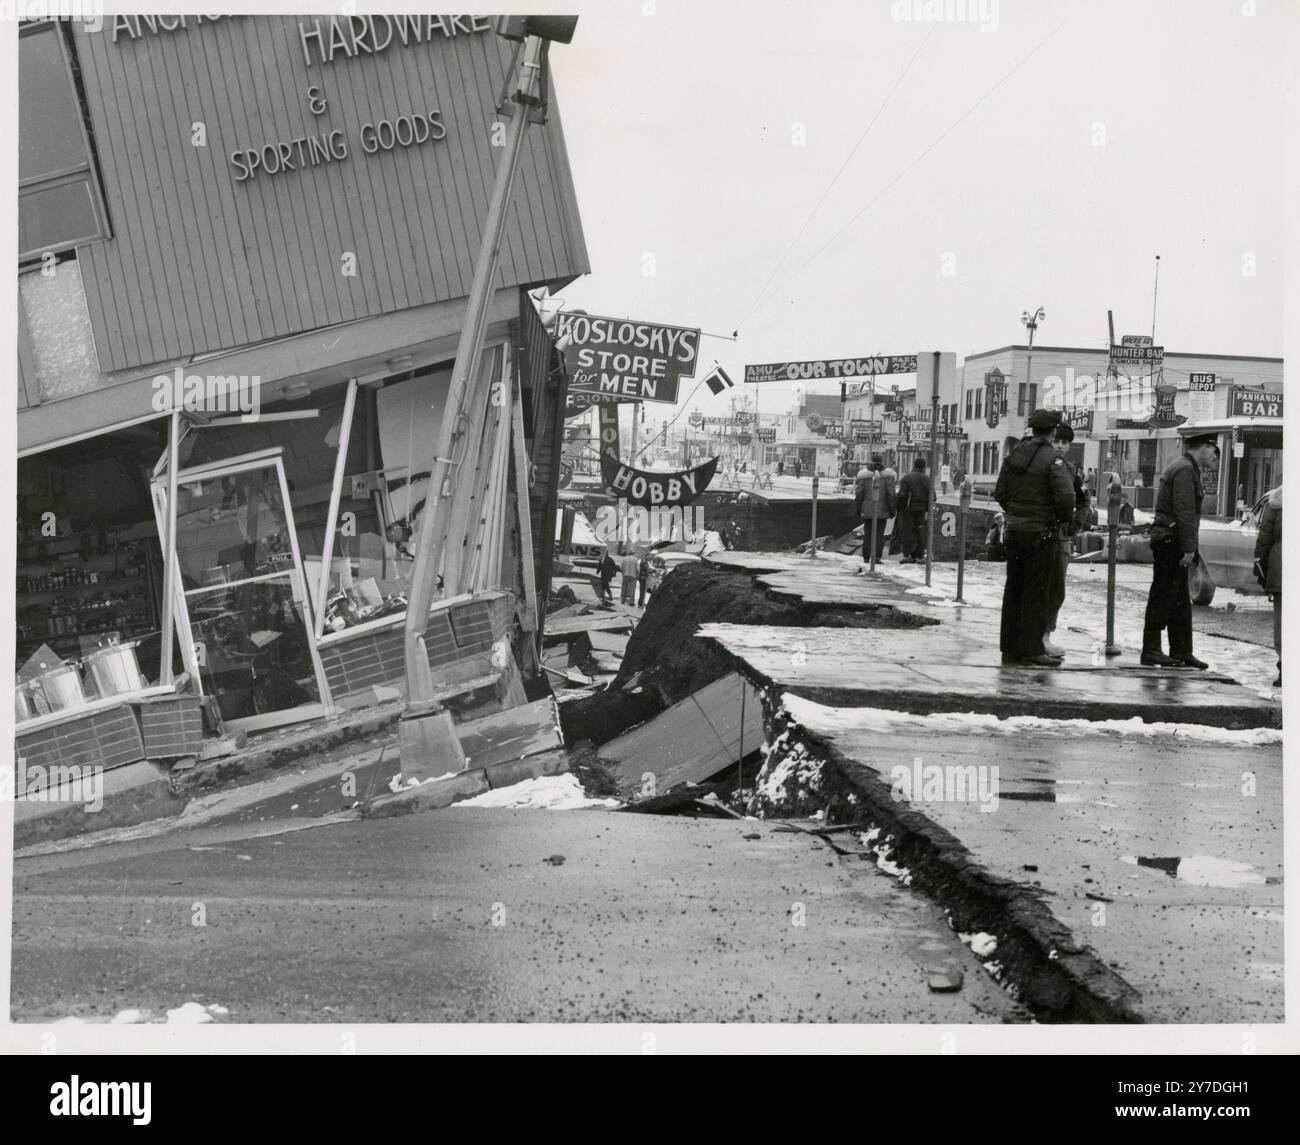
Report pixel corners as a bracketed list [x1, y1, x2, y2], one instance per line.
[554, 313, 702, 405]
[70, 16, 587, 373]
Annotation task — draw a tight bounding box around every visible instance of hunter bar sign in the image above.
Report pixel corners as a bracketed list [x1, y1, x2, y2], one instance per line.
[556, 313, 701, 405]
[744, 356, 918, 383]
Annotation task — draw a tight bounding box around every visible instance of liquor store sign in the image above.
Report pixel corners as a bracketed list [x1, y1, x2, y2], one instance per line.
[109, 15, 493, 183]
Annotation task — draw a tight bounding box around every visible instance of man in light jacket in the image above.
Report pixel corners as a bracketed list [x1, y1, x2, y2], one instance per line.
[854, 454, 897, 569]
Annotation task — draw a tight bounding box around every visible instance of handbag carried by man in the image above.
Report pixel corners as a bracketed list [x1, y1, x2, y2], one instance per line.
[1188, 552, 1216, 606]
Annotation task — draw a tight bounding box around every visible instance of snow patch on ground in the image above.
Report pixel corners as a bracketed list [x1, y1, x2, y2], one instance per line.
[780, 692, 1282, 747]
[454, 774, 621, 810]
[388, 771, 458, 793]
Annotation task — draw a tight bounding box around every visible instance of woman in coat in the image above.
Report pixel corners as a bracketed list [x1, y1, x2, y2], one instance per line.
[1254, 486, 1282, 687]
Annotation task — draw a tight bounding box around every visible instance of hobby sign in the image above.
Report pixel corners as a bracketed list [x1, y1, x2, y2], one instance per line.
[555, 313, 701, 405]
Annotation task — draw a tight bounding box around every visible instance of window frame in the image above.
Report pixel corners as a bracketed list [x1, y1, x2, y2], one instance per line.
[18, 20, 112, 263]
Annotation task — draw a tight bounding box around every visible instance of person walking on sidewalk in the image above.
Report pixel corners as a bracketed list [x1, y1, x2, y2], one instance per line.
[618, 547, 640, 605]
[596, 547, 617, 603]
[854, 454, 897, 568]
[637, 548, 651, 607]
[896, 457, 931, 563]
[1042, 422, 1091, 655]
[1141, 434, 1219, 668]
[1254, 484, 1282, 687]
[994, 409, 1076, 667]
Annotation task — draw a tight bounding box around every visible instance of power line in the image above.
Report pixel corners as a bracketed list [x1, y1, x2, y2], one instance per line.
[750, 20, 1066, 318]
[736, 25, 936, 331]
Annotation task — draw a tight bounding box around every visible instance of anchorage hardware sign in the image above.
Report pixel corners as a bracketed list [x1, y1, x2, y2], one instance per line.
[744, 356, 918, 383]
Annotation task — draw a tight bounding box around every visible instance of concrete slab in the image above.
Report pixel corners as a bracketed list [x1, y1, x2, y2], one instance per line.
[698, 623, 1278, 728]
[778, 699, 1284, 1022]
[600, 673, 765, 797]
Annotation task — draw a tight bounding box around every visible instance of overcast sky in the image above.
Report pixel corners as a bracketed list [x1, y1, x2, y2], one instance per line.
[546, 0, 1284, 420]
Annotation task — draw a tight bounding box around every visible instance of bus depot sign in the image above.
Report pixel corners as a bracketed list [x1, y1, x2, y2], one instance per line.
[744, 356, 918, 383]
[556, 313, 701, 405]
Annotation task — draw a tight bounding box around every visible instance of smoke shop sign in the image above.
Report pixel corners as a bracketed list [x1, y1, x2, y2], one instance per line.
[745, 356, 918, 383]
[556, 313, 701, 405]
[111, 15, 492, 184]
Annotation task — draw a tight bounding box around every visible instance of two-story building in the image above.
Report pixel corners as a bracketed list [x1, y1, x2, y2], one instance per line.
[15, 17, 588, 766]
[956, 344, 1282, 514]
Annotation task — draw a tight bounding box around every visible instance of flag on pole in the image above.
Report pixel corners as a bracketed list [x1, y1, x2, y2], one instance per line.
[704, 365, 735, 395]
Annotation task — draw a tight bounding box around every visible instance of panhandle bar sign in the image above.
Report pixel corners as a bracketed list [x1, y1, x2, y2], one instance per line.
[557, 313, 701, 405]
[1230, 389, 1282, 418]
[744, 356, 917, 383]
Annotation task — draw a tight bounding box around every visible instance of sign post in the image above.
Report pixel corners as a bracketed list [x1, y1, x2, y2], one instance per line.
[401, 34, 552, 779]
[868, 470, 879, 574]
[924, 352, 940, 589]
[809, 475, 819, 559]
[956, 475, 972, 603]
[1105, 472, 1122, 657]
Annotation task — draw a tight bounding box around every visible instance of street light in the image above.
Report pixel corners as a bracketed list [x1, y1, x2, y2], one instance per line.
[1021, 306, 1045, 418]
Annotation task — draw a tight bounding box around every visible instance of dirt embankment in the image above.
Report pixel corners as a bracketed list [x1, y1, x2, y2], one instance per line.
[558, 561, 935, 746]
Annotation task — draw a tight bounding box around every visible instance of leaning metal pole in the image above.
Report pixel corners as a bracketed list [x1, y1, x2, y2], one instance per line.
[398, 36, 545, 779]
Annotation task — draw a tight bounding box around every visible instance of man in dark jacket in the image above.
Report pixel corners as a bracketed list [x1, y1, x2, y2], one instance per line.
[1254, 485, 1282, 687]
[896, 457, 931, 563]
[854, 454, 897, 569]
[994, 409, 1077, 666]
[1141, 434, 1219, 667]
[1043, 422, 1091, 653]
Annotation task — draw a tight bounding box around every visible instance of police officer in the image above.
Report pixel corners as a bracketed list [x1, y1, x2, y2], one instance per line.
[994, 408, 1077, 666]
[1141, 433, 1219, 668]
[1043, 422, 1091, 654]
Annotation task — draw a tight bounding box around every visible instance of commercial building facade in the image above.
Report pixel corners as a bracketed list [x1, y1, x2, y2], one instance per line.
[955, 345, 1282, 513]
[15, 18, 587, 762]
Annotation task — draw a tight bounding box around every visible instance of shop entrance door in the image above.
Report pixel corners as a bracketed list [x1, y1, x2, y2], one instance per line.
[155, 449, 330, 733]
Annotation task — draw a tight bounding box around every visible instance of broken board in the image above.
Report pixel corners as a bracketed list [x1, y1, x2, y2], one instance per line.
[600, 672, 765, 798]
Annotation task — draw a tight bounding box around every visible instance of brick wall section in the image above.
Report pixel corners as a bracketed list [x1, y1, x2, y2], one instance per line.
[137, 695, 205, 759]
[17, 705, 145, 773]
[319, 593, 516, 700]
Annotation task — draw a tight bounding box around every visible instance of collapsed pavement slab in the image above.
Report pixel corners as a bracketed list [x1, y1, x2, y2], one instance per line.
[698, 623, 1278, 729]
[599, 672, 764, 798]
[774, 695, 1283, 1023]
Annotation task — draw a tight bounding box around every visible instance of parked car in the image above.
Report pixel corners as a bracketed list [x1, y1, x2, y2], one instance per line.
[1198, 494, 1270, 594]
[645, 550, 700, 593]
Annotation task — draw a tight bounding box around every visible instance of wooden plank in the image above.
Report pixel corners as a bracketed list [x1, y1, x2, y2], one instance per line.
[543, 614, 635, 638]
[587, 631, 629, 656]
[601, 673, 765, 798]
[458, 696, 562, 768]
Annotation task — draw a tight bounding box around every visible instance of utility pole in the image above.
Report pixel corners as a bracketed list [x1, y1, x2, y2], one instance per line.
[398, 25, 567, 780]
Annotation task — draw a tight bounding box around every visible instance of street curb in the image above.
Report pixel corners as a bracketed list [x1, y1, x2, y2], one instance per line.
[360, 748, 570, 820]
[12, 774, 186, 850]
[753, 692, 1147, 1023]
[173, 705, 404, 795]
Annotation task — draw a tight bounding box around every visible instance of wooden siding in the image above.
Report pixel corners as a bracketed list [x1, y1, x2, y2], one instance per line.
[71, 17, 588, 374]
